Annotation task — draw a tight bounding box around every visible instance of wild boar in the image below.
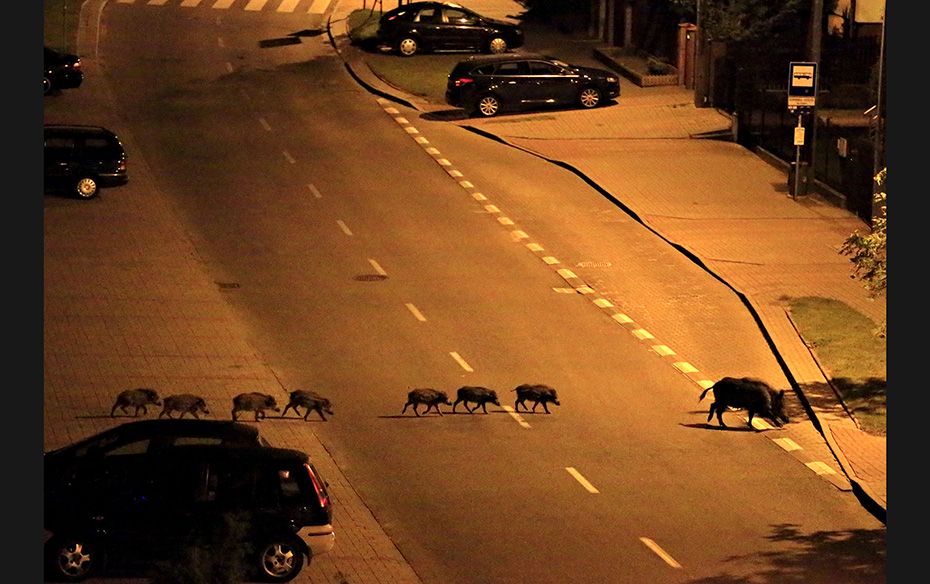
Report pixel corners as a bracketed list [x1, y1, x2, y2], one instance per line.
[452, 386, 500, 414]
[402, 388, 452, 417]
[699, 377, 789, 428]
[513, 384, 560, 414]
[231, 392, 280, 422]
[282, 389, 334, 421]
[158, 394, 210, 419]
[110, 388, 162, 417]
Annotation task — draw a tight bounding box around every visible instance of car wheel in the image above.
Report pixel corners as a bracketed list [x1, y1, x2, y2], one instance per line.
[256, 538, 305, 582]
[74, 177, 99, 199]
[488, 37, 508, 54]
[475, 94, 501, 118]
[44, 76, 52, 95]
[46, 536, 98, 582]
[578, 86, 602, 109]
[397, 37, 419, 57]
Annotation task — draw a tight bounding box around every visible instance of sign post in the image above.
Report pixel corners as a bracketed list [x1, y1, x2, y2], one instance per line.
[787, 62, 818, 199]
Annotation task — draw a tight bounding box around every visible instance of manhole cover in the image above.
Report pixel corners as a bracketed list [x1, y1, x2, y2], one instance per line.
[355, 274, 388, 282]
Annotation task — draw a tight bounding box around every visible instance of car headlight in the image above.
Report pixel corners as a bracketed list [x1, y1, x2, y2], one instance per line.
[606, 77, 617, 83]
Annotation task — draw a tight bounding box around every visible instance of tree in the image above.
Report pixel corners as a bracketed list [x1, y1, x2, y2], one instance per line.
[840, 167, 886, 334]
[667, 0, 809, 42]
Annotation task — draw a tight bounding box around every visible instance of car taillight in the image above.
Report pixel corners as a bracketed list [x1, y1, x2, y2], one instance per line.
[453, 78, 474, 87]
[304, 463, 329, 509]
[72, 60, 82, 71]
[386, 14, 397, 21]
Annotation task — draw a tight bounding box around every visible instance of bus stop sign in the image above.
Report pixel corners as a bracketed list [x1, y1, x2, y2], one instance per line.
[788, 62, 817, 111]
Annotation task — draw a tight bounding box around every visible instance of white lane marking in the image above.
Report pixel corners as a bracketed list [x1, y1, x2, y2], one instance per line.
[147, 0, 168, 5]
[639, 537, 682, 569]
[484, 205, 500, 213]
[565, 467, 599, 494]
[576, 286, 595, 294]
[806, 461, 837, 475]
[282, 150, 296, 164]
[632, 329, 656, 341]
[542, 256, 560, 265]
[225, 62, 234, 73]
[384, 107, 399, 114]
[552, 288, 576, 294]
[117, 0, 135, 4]
[593, 298, 614, 308]
[395, 117, 409, 124]
[511, 230, 529, 241]
[217, 37, 225, 48]
[180, 0, 202, 6]
[697, 379, 715, 390]
[415, 136, 429, 144]
[501, 405, 531, 428]
[213, 0, 235, 9]
[472, 192, 487, 201]
[497, 217, 514, 226]
[258, 117, 272, 131]
[245, 0, 268, 10]
[651, 345, 676, 356]
[526, 243, 544, 252]
[449, 352, 474, 372]
[368, 259, 387, 276]
[437, 158, 452, 166]
[459, 180, 474, 188]
[425, 147, 440, 155]
[405, 303, 426, 322]
[557, 268, 578, 279]
[336, 220, 353, 236]
[773, 437, 802, 452]
[276, 0, 299, 11]
[405, 127, 420, 135]
[307, 184, 322, 199]
[751, 418, 774, 431]
[448, 170, 463, 177]
[672, 361, 698, 373]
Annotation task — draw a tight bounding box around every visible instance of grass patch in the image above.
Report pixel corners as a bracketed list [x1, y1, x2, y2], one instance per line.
[789, 296, 886, 435]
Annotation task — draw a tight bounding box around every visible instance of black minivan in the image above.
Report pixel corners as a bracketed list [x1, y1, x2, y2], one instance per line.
[44, 124, 128, 199]
[45, 444, 334, 582]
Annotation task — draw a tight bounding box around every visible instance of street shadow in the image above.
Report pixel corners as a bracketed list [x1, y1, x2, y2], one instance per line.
[682, 523, 885, 584]
[680, 422, 756, 432]
[422, 109, 471, 121]
[258, 29, 323, 48]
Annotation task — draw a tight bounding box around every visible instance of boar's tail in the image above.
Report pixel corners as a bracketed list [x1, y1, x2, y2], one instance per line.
[699, 386, 713, 402]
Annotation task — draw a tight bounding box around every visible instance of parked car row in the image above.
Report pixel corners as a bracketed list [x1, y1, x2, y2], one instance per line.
[44, 124, 128, 199]
[44, 419, 333, 583]
[45, 46, 83, 95]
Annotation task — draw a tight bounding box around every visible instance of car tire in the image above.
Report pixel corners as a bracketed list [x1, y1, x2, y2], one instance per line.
[74, 177, 99, 199]
[397, 37, 419, 57]
[256, 537, 305, 582]
[475, 94, 501, 118]
[487, 36, 508, 54]
[44, 76, 53, 95]
[578, 86, 602, 109]
[46, 536, 99, 582]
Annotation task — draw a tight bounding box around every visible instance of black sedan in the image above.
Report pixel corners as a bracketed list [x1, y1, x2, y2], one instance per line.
[446, 54, 621, 117]
[377, 1, 524, 57]
[44, 46, 83, 95]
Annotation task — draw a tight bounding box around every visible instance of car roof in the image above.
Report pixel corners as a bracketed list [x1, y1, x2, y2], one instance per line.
[44, 124, 116, 136]
[156, 443, 310, 464]
[455, 53, 558, 66]
[45, 419, 262, 455]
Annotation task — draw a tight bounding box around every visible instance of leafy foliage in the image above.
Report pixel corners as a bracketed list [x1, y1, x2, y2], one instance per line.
[840, 168, 887, 298]
[665, 0, 808, 42]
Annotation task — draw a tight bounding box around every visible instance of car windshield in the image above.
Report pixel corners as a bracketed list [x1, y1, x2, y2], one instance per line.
[550, 59, 571, 69]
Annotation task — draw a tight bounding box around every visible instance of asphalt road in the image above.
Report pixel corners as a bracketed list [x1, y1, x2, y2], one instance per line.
[43, 3, 886, 583]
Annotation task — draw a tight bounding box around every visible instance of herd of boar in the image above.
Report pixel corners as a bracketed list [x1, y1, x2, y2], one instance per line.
[107, 376, 790, 429]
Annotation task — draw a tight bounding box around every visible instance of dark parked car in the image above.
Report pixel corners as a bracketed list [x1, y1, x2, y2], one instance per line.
[45, 444, 333, 583]
[377, 1, 523, 57]
[45, 46, 84, 95]
[446, 54, 621, 117]
[44, 124, 128, 199]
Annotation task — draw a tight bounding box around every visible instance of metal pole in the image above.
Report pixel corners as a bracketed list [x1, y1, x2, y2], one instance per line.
[793, 114, 803, 200]
[872, 12, 885, 183]
[808, 0, 824, 192]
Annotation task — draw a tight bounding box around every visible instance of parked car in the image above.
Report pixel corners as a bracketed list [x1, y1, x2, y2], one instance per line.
[446, 54, 621, 117]
[45, 46, 84, 95]
[377, 1, 524, 57]
[45, 444, 334, 583]
[44, 124, 128, 199]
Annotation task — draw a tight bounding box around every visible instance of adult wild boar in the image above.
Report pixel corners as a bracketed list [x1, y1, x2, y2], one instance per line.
[699, 377, 789, 428]
[110, 388, 162, 417]
[231, 392, 280, 422]
[513, 384, 560, 414]
[158, 394, 210, 419]
[452, 386, 500, 414]
[282, 389, 334, 421]
[402, 388, 452, 417]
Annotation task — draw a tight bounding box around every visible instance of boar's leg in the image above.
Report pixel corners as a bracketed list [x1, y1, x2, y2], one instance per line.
[541, 401, 551, 414]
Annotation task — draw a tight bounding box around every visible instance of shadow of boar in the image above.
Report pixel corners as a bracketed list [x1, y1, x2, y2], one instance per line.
[159, 394, 210, 419]
[111, 388, 162, 417]
[402, 388, 451, 417]
[699, 377, 789, 429]
[452, 386, 500, 414]
[282, 389, 334, 421]
[513, 384, 560, 413]
[231, 392, 280, 422]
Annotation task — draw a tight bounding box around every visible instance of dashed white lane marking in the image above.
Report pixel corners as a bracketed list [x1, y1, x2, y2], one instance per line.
[553, 288, 576, 294]
[639, 537, 682, 569]
[542, 256, 560, 265]
[751, 418, 775, 431]
[557, 268, 578, 279]
[425, 147, 440, 155]
[414, 136, 429, 144]
[395, 117, 409, 124]
[565, 467, 599, 494]
[225, 62, 234, 73]
[217, 37, 225, 48]
[405, 303, 426, 322]
[773, 437, 802, 452]
[276, 0, 299, 12]
[501, 405, 531, 428]
[180, 0, 201, 6]
[631, 328, 655, 341]
[526, 243, 544, 252]
[448, 170, 464, 178]
[245, 0, 268, 10]
[449, 352, 474, 372]
[459, 180, 474, 188]
[593, 298, 614, 308]
[117, 0, 135, 4]
[258, 117, 271, 131]
[672, 361, 698, 373]
[282, 150, 296, 164]
[806, 461, 838, 475]
[213, 0, 235, 9]
[437, 158, 452, 166]
[336, 220, 352, 236]
[484, 205, 500, 213]
[651, 345, 676, 356]
[307, 183, 322, 199]
[497, 216, 514, 226]
[384, 107, 399, 114]
[368, 259, 387, 276]
[147, 0, 168, 5]
[697, 379, 715, 390]
[472, 192, 487, 201]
